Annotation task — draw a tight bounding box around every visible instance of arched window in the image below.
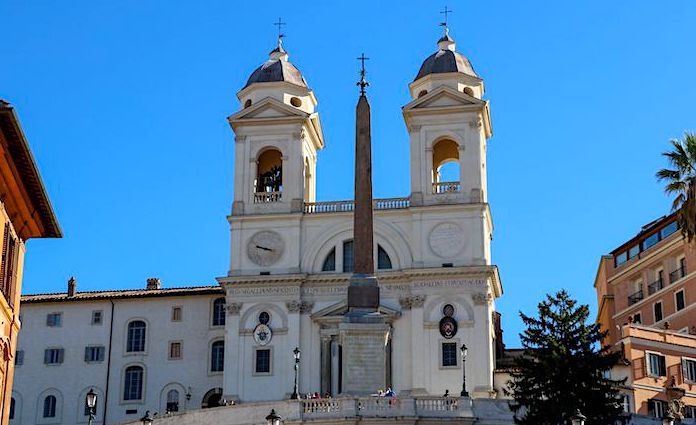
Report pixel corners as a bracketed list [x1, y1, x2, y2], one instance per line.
[322, 248, 336, 272]
[126, 320, 146, 352]
[9, 397, 15, 420]
[256, 149, 283, 194]
[43, 395, 57, 418]
[432, 139, 460, 193]
[166, 389, 179, 412]
[201, 388, 223, 409]
[212, 298, 226, 326]
[377, 246, 392, 270]
[211, 340, 224, 372]
[342, 240, 354, 273]
[123, 366, 144, 401]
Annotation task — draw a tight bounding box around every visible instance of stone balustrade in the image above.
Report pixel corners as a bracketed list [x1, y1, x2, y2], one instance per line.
[432, 181, 461, 194]
[304, 197, 410, 214]
[254, 191, 282, 203]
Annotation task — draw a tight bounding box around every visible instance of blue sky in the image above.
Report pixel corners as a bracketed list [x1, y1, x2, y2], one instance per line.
[2, 1, 694, 346]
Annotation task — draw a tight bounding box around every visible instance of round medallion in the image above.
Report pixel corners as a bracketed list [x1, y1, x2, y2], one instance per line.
[439, 316, 458, 339]
[443, 304, 455, 317]
[253, 324, 273, 346]
[247, 231, 285, 266]
[428, 222, 466, 258]
[258, 311, 270, 325]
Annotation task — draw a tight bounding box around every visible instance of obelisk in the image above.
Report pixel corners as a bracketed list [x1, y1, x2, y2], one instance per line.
[339, 54, 390, 395]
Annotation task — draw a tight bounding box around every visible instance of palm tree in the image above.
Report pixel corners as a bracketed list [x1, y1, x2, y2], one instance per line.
[656, 132, 696, 242]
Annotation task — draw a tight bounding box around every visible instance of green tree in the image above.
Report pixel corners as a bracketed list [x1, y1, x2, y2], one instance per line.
[656, 132, 696, 242]
[507, 290, 626, 425]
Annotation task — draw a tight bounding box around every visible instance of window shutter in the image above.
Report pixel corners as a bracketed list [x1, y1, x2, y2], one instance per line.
[0, 225, 8, 293]
[633, 357, 645, 379]
[5, 237, 16, 307]
[58, 349, 64, 363]
[98, 346, 105, 361]
[44, 349, 50, 364]
[85, 347, 90, 362]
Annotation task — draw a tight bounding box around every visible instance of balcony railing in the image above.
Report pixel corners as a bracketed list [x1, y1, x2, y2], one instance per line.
[647, 278, 664, 295]
[254, 191, 282, 203]
[669, 266, 686, 284]
[300, 396, 471, 420]
[628, 289, 644, 305]
[432, 181, 461, 194]
[304, 197, 410, 214]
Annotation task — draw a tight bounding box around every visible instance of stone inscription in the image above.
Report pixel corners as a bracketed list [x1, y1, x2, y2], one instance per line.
[229, 287, 300, 297]
[342, 334, 386, 393]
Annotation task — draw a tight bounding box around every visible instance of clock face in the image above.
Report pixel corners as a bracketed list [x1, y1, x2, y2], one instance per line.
[247, 231, 285, 267]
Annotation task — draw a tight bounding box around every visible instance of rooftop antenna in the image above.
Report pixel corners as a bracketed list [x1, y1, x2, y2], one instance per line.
[273, 17, 286, 46]
[356, 53, 370, 95]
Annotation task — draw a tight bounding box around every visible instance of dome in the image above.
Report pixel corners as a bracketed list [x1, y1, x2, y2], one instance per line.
[244, 44, 308, 89]
[414, 31, 478, 81]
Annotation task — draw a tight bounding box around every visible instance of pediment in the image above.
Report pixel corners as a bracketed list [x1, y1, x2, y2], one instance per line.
[403, 86, 483, 111]
[311, 300, 401, 321]
[228, 97, 309, 122]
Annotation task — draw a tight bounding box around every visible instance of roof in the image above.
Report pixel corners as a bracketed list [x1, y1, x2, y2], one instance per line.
[0, 100, 62, 239]
[21, 285, 223, 304]
[415, 50, 478, 81]
[244, 57, 308, 89]
[609, 211, 677, 255]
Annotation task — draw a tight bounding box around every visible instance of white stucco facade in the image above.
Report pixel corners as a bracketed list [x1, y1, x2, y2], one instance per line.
[12, 285, 227, 424]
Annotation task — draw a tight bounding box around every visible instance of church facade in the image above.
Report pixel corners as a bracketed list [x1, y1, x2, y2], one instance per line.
[219, 29, 502, 403]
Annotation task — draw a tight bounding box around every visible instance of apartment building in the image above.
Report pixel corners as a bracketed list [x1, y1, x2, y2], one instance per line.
[11, 279, 225, 424]
[595, 212, 696, 420]
[0, 101, 62, 425]
[596, 213, 694, 346]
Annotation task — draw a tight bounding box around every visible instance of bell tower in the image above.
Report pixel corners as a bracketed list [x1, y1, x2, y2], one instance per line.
[228, 37, 324, 216]
[402, 26, 492, 208]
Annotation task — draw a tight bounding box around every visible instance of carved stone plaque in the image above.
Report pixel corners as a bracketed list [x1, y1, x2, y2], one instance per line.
[428, 222, 466, 258]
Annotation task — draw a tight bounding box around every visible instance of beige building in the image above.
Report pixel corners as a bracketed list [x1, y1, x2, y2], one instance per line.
[0, 100, 62, 424]
[595, 213, 696, 420]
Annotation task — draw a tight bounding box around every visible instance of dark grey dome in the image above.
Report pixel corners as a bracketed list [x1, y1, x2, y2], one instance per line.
[414, 46, 478, 81]
[244, 47, 308, 89]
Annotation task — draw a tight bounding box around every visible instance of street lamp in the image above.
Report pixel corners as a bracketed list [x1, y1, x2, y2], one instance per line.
[662, 411, 675, 425]
[140, 410, 156, 425]
[266, 409, 282, 425]
[86, 388, 97, 425]
[291, 346, 301, 399]
[460, 343, 469, 397]
[571, 410, 586, 425]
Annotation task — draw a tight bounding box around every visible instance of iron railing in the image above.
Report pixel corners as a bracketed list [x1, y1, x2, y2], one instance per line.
[628, 289, 644, 305]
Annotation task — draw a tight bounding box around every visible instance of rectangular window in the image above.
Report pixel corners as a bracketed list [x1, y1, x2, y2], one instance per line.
[84, 346, 105, 363]
[632, 313, 642, 324]
[684, 405, 696, 419]
[684, 358, 696, 383]
[169, 342, 182, 360]
[44, 348, 64, 365]
[46, 313, 62, 327]
[661, 221, 679, 238]
[643, 232, 659, 250]
[91, 310, 103, 325]
[676, 290, 686, 311]
[628, 244, 640, 259]
[654, 302, 663, 322]
[171, 306, 182, 322]
[648, 399, 666, 418]
[441, 342, 458, 367]
[255, 348, 271, 374]
[621, 394, 630, 413]
[615, 252, 628, 267]
[15, 349, 24, 366]
[647, 352, 667, 377]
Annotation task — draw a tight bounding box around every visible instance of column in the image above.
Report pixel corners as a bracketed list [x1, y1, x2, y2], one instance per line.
[223, 302, 243, 401]
[320, 334, 332, 396]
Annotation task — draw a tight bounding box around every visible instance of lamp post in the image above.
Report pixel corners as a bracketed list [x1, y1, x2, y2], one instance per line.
[459, 343, 469, 397]
[266, 409, 282, 425]
[140, 410, 156, 425]
[291, 347, 301, 399]
[86, 388, 97, 425]
[571, 410, 586, 425]
[662, 411, 675, 425]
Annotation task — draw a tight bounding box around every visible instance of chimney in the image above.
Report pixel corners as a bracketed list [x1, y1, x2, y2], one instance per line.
[67, 276, 76, 297]
[146, 277, 161, 290]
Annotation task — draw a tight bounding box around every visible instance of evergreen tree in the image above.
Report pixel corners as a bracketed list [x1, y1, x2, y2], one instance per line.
[507, 290, 626, 425]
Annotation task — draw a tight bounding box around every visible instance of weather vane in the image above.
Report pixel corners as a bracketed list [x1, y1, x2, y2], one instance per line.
[356, 53, 370, 95]
[274, 17, 286, 43]
[440, 6, 453, 30]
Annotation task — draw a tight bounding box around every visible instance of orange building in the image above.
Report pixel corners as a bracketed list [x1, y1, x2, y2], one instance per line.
[595, 213, 696, 419]
[0, 100, 61, 424]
